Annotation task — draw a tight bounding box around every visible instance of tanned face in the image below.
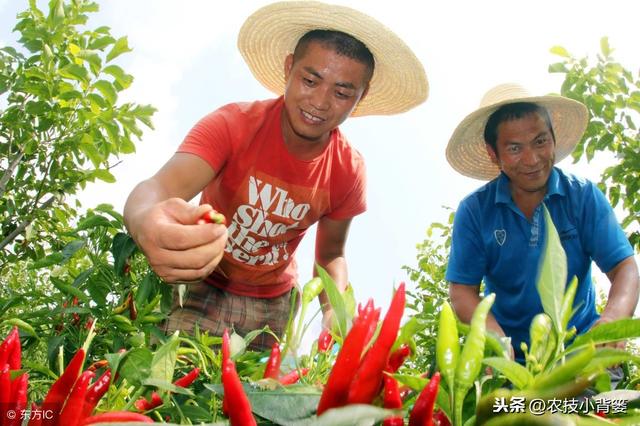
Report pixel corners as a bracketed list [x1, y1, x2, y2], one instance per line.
[486, 112, 556, 196]
[281, 41, 369, 148]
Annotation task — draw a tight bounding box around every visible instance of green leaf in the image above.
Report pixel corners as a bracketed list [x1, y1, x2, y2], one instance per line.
[149, 331, 180, 383]
[135, 272, 156, 306]
[89, 35, 115, 50]
[308, 405, 400, 426]
[103, 64, 133, 89]
[111, 232, 138, 276]
[62, 239, 86, 262]
[142, 378, 194, 396]
[106, 36, 132, 62]
[30, 252, 64, 269]
[550, 46, 570, 58]
[244, 385, 321, 425]
[50, 277, 90, 302]
[76, 49, 102, 73]
[568, 318, 640, 350]
[584, 348, 640, 374]
[76, 214, 112, 231]
[59, 63, 89, 84]
[537, 205, 567, 332]
[93, 80, 117, 105]
[548, 63, 568, 73]
[119, 347, 153, 387]
[483, 357, 533, 389]
[90, 168, 116, 183]
[316, 264, 347, 338]
[600, 37, 611, 57]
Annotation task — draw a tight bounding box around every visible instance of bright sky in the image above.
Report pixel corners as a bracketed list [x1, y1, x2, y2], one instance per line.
[1, 1, 639, 348]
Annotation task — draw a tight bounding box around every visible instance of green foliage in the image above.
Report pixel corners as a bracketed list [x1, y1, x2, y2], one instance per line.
[402, 208, 455, 373]
[550, 36, 640, 250]
[0, 0, 155, 264]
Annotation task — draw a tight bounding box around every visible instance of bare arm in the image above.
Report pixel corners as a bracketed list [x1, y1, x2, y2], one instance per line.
[314, 216, 352, 327]
[449, 283, 508, 337]
[123, 153, 228, 283]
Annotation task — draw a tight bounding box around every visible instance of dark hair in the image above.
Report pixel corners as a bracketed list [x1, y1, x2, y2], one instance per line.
[293, 29, 375, 83]
[483, 102, 556, 154]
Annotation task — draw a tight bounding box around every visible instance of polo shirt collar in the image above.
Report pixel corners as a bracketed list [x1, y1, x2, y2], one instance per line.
[494, 167, 565, 205]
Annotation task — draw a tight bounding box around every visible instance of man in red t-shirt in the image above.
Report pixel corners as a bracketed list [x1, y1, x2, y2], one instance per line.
[123, 1, 428, 348]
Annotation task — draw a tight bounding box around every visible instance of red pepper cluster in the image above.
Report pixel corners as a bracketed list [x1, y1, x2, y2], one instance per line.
[317, 282, 407, 414]
[313, 283, 444, 424]
[0, 327, 152, 426]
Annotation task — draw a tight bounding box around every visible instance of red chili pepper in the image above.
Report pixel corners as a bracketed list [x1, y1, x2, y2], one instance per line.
[173, 367, 200, 388]
[222, 328, 230, 364]
[433, 409, 451, 426]
[134, 391, 163, 411]
[81, 412, 153, 425]
[1, 364, 12, 422]
[278, 368, 309, 385]
[221, 328, 231, 416]
[221, 358, 256, 426]
[387, 344, 411, 373]
[197, 210, 226, 225]
[127, 292, 137, 321]
[408, 371, 441, 426]
[59, 370, 95, 426]
[71, 296, 81, 326]
[84, 317, 94, 331]
[0, 326, 20, 370]
[7, 373, 28, 426]
[316, 299, 380, 415]
[28, 403, 42, 426]
[317, 329, 334, 353]
[82, 369, 112, 417]
[382, 374, 403, 426]
[41, 348, 86, 426]
[347, 283, 406, 405]
[263, 343, 281, 380]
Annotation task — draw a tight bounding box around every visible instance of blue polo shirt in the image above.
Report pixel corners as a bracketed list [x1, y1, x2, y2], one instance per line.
[446, 167, 633, 362]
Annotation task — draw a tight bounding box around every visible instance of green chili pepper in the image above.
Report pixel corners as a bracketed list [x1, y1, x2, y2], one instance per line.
[453, 293, 495, 426]
[531, 344, 595, 390]
[302, 277, 324, 305]
[528, 313, 552, 370]
[437, 301, 459, 393]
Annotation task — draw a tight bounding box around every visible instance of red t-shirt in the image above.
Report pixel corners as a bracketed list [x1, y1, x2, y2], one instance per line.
[177, 97, 367, 297]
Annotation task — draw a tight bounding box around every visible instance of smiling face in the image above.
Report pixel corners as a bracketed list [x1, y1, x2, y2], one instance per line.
[486, 111, 556, 196]
[281, 41, 370, 150]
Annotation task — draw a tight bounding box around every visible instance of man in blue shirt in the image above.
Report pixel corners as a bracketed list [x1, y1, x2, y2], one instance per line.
[445, 83, 639, 362]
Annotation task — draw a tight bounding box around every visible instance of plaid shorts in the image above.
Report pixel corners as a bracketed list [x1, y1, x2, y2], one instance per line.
[164, 282, 300, 350]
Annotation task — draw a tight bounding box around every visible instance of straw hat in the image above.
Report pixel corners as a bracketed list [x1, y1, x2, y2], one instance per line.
[446, 83, 589, 181]
[237, 1, 428, 117]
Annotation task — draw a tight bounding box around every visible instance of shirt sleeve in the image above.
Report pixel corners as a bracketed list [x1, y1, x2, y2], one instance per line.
[579, 182, 634, 273]
[176, 105, 234, 173]
[326, 155, 367, 221]
[445, 199, 487, 285]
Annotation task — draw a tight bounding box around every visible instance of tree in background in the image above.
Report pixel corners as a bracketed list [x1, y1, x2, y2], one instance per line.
[550, 37, 640, 250]
[0, 0, 155, 266]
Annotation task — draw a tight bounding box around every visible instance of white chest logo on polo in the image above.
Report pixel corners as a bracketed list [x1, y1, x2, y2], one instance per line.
[494, 229, 506, 246]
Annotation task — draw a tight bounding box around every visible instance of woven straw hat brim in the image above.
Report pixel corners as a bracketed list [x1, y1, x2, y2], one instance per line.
[446, 94, 588, 181]
[237, 1, 428, 117]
